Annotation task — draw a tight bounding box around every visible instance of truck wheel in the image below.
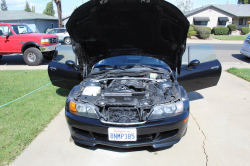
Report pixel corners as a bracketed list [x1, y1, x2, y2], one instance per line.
[64, 37, 71, 45]
[0, 55, 2, 59]
[23, 47, 43, 66]
[43, 51, 54, 60]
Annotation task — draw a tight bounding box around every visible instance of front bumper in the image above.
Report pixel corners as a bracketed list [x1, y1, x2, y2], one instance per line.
[40, 43, 61, 52]
[66, 105, 189, 149]
[241, 48, 250, 58]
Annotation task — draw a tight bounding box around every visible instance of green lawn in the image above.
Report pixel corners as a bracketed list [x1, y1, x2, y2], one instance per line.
[0, 70, 69, 166]
[212, 35, 248, 41]
[227, 68, 250, 82]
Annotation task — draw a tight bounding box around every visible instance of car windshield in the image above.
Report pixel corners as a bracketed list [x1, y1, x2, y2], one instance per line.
[93, 56, 169, 71]
[10, 25, 33, 34]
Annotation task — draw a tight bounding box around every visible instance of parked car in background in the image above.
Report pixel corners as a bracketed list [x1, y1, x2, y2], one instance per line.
[46, 28, 71, 45]
[0, 23, 60, 66]
[240, 34, 250, 58]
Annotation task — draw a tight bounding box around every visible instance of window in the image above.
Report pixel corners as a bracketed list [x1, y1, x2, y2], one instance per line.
[47, 29, 56, 34]
[10, 25, 33, 34]
[219, 21, 227, 25]
[0, 26, 13, 36]
[56, 29, 66, 33]
[239, 18, 246, 25]
[194, 21, 208, 25]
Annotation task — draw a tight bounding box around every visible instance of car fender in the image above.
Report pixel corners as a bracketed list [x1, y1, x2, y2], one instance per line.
[21, 41, 40, 53]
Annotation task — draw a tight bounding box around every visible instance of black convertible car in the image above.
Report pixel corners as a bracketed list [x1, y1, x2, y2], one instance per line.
[48, 0, 221, 148]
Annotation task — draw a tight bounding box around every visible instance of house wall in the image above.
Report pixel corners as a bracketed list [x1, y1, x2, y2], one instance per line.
[187, 7, 233, 29]
[232, 17, 250, 30]
[63, 17, 69, 27]
[35, 20, 58, 33]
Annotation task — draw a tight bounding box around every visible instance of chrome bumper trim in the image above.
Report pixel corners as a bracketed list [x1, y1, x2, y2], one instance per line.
[40, 43, 61, 52]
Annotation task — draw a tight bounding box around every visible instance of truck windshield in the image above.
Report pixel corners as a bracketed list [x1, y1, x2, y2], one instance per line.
[10, 25, 33, 34]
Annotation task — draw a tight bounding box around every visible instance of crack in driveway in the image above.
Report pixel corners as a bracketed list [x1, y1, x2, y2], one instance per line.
[190, 112, 208, 166]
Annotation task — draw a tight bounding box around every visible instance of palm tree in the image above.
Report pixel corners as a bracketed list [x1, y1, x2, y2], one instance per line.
[53, 0, 62, 28]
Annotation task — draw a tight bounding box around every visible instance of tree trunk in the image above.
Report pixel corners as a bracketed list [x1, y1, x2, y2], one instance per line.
[56, 2, 62, 28]
[54, 0, 62, 28]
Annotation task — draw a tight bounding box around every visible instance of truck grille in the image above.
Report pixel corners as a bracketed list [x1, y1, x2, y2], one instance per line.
[49, 37, 58, 44]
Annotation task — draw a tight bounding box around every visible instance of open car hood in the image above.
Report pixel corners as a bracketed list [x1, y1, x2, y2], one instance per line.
[66, 0, 189, 74]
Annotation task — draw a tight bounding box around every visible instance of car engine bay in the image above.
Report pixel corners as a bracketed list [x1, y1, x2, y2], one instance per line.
[68, 70, 182, 124]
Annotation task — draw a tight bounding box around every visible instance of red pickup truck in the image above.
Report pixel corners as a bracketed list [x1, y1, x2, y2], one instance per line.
[0, 23, 61, 66]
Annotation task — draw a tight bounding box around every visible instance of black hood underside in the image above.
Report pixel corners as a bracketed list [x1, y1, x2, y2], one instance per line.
[66, 0, 189, 74]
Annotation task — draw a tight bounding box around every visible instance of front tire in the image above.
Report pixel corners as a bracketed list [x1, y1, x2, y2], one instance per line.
[64, 37, 71, 45]
[23, 47, 43, 66]
[43, 51, 54, 60]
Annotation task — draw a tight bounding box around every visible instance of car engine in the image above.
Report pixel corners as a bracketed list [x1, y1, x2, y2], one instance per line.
[69, 71, 182, 125]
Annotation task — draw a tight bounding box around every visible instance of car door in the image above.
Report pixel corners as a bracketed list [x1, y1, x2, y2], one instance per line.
[178, 44, 222, 92]
[0, 25, 18, 52]
[48, 53, 82, 90]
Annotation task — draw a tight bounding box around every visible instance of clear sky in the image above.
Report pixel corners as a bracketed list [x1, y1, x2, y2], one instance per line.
[6, 0, 239, 18]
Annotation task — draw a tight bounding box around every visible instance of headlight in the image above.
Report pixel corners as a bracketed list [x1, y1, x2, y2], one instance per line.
[148, 101, 184, 120]
[69, 101, 99, 119]
[41, 38, 50, 45]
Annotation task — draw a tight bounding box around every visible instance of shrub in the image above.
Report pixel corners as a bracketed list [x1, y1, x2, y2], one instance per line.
[190, 24, 196, 29]
[212, 27, 229, 35]
[187, 31, 197, 37]
[196, 28, 210, 39]
[227, 24, 238, 31]
[188, 26, 194, 32]
[194, 26, 211, 33]
[241, 27, 250, 34]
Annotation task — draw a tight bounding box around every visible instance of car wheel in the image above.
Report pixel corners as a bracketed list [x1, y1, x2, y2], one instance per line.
[64, 37, 72, 45]
[23, 47, 43, 66]
[43, 51, 54, 60]
[0, 55, 2, 59]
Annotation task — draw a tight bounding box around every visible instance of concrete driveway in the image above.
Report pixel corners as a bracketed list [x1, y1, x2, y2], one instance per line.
[9, 68, 250, 166]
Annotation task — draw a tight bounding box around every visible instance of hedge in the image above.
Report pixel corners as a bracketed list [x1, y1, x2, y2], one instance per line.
[187, 31, 197, 37]
[194, 26, 211, 33]
[227, 24, 238, 31]
[212, 27, 229, 35]
[196, 28, 210, 39]
[188, 26, 194, 32]
[241, 27, 250, 34]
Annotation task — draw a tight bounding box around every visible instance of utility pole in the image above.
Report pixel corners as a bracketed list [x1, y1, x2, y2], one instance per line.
[82, 0, 84, 4]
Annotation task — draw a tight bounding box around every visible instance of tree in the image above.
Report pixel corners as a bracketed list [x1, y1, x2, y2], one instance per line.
[176, 0, 193, 13]
[53, 0, 62, 28]
[24, 0, 31, 12]
[43, 1, 55, 16]
[1, 0, 8, 11]
[238, 0, 250, 4]
[32, 5, 35, 13]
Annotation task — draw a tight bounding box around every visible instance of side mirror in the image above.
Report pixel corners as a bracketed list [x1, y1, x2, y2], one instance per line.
[3, 32, 9, 37]
[65, 60, 75, 67]
[65, 60, 79, 71]
[187, 59, 200, 71]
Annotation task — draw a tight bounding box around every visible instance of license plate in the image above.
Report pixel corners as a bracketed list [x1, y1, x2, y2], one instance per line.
[108, 128, 137, 141]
